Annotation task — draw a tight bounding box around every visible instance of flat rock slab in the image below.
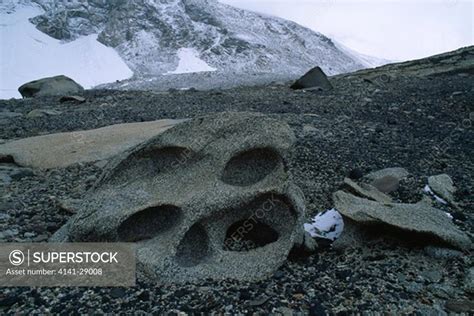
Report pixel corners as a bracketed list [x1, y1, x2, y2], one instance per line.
[333, 190, 471, 250]
[343, 177, 392, 203]
[0, 119, 185, 169]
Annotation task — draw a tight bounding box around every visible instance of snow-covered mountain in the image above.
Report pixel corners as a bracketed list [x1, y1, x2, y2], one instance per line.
[1, 0, 377, 98]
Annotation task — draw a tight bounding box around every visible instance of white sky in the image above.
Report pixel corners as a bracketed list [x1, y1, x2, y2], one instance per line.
[220, 0, 473, 61]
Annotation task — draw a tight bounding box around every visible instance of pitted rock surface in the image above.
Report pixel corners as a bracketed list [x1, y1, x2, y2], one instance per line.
[51, 112, 306, 283]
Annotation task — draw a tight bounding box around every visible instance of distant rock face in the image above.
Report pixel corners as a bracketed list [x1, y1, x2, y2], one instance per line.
[18, 75, 84, 98]
[290, 67, 333, 90]
[27, 0, 365, 76]
[51, 112, 306, 283]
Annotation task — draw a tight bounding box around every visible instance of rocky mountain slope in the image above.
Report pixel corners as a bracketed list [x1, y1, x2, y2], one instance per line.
[26, 0, 366, 76]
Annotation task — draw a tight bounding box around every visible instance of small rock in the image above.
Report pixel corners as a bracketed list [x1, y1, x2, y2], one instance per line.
[94, 160, 109, 169]
[445, 299, 474, 313]
[33, 234, 49, 242]
[248, 295, 269, 307]
[109, 288, 126, 299]
[424, 246, 463, 259]
[302, 231, 318, 252]
[371, 175, 399, 193]
[59, 95, 86, 103]
[303, 124, 318, 134]
[428, 284, 456, 299]
[0, 111, 22, 119]
[405, 282, 424, 294]
[465, 267, 474, 294]
[0, 229, 19, 239]
[428, 174, 455, 203]
[343, 177, 392, 203]
[24, 232, 36, 238]
[450, 91, 463, 97]
[275, 307, 296, 316]
[0, 213, 11, 222]
[27, 109, 62, 118]
[57, 198, 81, 214]
[0, 165, 35, 181]
[421, 270, 442, 283]
[364, 167, 409, 182]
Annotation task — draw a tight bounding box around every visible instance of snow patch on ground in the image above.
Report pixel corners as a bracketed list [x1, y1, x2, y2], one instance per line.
[423, 185, 448, 205]
[304, 208, 344, 241]
[165, 48, 217, 75]
[0, 5, 133, 99]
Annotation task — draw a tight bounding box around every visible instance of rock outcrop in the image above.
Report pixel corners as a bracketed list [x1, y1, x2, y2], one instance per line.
[51, 112, 306, 283]
[333, 190, 471, 250]
[290, 67, 333, 90]
[18, 75, 84, 98]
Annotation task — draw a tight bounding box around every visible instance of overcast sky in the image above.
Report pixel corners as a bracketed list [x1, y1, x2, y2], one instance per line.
[220, 0, 473, 62]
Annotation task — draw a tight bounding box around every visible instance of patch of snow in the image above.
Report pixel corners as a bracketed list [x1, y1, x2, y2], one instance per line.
[0, 5, 133, 99]
[304, 208, 344, 241]
[423, 185, 448, 205]
[165, 48, 217, 75]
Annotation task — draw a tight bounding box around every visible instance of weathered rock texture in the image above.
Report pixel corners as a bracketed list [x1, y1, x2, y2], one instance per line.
[333, 191, 471, 250]
[18, 75, 84, 98]
[428, 174, 456, 203]
[0, 119, 183, 169]
[51, 112, 306, 283]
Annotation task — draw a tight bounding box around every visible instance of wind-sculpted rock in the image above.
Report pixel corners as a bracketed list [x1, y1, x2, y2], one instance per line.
[333, 191, 471, 250]
[51, 112, 306, 283]
[18, 75, 84, 98]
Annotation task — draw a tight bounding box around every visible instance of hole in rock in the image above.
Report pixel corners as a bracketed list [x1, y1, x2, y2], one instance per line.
[141, 146, 195, 174]
[118, 205, 182, 242]
[222, 148, 281, 186]
[175, 224, 210, 267]
[223, 219, 279, 251]
[104, 146, 195, 185]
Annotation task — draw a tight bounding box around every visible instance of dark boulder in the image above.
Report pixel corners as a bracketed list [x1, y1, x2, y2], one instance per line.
[18, 75, 84, 98]
[290, 66, 333, 90]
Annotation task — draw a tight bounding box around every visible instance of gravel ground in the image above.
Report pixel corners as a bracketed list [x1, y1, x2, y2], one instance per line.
[0, 69, 473, 314]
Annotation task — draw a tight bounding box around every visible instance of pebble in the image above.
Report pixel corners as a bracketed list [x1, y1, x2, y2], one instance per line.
[0, 229, 19, 239]
[24, 232, 36, 238]
[0, 212, 11, 222]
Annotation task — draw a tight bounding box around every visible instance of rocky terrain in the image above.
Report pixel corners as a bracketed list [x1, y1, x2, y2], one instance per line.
[0, 47, 473, 314]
